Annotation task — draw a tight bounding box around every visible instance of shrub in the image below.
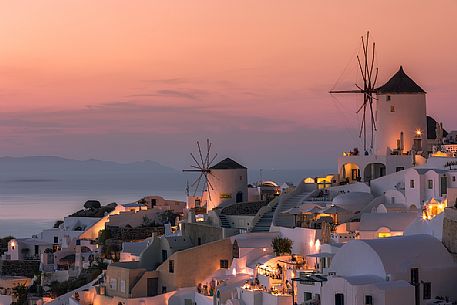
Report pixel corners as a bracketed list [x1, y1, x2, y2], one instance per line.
[272, 237, 293, 256]
[84, 200, 101, 210]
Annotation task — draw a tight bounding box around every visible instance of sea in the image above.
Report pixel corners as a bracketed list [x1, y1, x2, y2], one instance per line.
[0, 168, 331, 238]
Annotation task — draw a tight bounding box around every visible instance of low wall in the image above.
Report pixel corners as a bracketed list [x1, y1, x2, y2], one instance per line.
[0, 260, 40, 278]
[107, 226, 163, 241]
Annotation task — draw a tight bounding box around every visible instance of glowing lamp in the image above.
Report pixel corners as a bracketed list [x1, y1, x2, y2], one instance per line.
[315, 239, 321, 252]
[416, 129, 422, 136]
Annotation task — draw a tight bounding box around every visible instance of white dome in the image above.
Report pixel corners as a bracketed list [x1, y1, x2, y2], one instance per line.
[332, 192, 374, 212]
[331, 234, 455, 278]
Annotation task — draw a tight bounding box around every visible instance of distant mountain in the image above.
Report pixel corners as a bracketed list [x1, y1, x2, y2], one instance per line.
[0, 156, 177, 179]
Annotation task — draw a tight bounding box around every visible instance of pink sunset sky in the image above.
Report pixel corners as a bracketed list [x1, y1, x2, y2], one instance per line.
[0, 0, 456, 169]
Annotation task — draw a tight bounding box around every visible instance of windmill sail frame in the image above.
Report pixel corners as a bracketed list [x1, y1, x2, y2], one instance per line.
[330, 31, 378, 154]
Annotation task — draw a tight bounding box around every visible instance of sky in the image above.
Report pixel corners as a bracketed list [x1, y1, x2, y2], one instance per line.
[0, 0, 456, 170]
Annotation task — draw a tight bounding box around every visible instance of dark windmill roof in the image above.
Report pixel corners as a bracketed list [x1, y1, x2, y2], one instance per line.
[210, 158, 246, 170]
[377, 66, 425, 94]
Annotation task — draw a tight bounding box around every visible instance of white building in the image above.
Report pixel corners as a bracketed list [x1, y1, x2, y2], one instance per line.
[357, 212, 418, 239]
[405, 167, 457, 207]
[3, 238, 53, 261]
[323, 234, 457, 305]
[202, 158, 248, 210]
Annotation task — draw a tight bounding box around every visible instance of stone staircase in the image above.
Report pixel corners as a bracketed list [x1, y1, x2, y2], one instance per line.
[251, 200, 279, 232]
[218, 213, 231, 228]
[274, 191, 313, 228]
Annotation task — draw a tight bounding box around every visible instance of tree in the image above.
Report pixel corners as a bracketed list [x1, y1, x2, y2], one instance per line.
[12, 283, 28, 305]
[157, 210, 179, 226]
[0, 236, 14, 255]
[97, 229, 110, 245]
[53, 220, 64, 228]
[271, 237, 293, 256]
[84, 200, 101, 210]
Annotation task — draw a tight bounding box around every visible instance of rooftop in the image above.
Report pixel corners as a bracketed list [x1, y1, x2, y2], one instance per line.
[377, 66, 425, 94]
[210, 158, 246, 170]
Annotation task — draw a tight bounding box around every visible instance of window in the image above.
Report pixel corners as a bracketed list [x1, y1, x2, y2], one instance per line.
[453, 176, 456, 182]
[120, 280, 126, 293]
[396, 167, 404, 172]
[198, 237, 202, 246]
[54, 236, 59, 244]
[410, 180, 415, 188]
[365, 295, 373, 305]
[428, 179, 433, 189]
[386, 95, 391, 101]
[335, 293, 344, 305]
[390, 105, 395, 112]
[304, 292, 312, 301]
[169, 260, 175, 273]
[162, 286, 167, 294]
[378, 232, 391, 238]
[109, 278, 117, 290]
[410, 268, 419, 285]
[220, 259, 229, 269]
[423, 282, 431, 299]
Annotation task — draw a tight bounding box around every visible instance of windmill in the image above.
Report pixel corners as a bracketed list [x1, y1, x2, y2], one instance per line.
[182, 139, 218, 202]
[330, 31, 378, 155]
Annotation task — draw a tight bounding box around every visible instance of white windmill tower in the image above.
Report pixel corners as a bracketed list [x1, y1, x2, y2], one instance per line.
[183, 140, 248, 211]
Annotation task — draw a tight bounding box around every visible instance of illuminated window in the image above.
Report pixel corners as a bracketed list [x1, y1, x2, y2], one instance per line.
[428, 180, 433, 189]
[390, 105, 395, 112]
[120, 280, 126, 293]
[378, 232, 391, 238]
[109, 278, 117, 290]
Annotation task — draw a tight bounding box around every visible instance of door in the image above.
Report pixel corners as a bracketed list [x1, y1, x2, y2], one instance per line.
[441, 176, 448, 196]
[236, 192, 243, 203]
[147, 278, 158, 297]
[162, 250, 167, 262]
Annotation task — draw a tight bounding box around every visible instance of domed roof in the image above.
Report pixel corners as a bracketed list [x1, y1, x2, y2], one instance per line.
[331, 234, 455, 278]
[332, 192, 374, 212]
[376, 66, 425, 94]
[261, 180, 278, 187]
